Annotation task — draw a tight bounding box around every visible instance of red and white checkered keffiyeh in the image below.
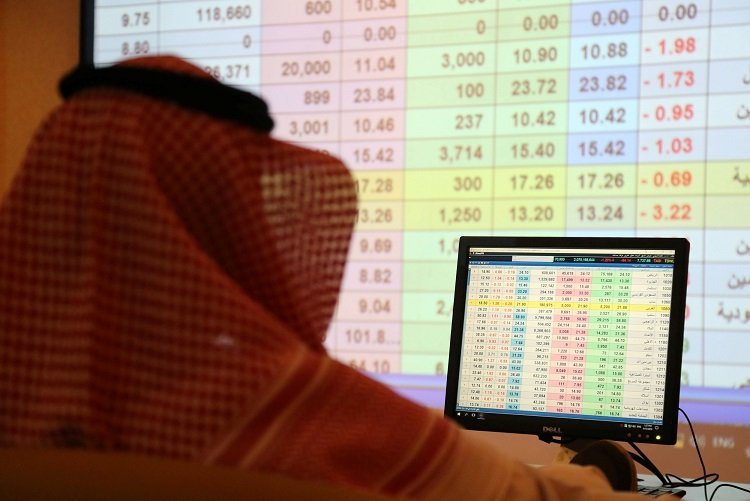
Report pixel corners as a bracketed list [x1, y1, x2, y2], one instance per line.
[0, 56, 643, 499]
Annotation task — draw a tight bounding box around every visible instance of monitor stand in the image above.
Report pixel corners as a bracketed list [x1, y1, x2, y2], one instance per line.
[539, 435, 667, 485]
[539, 436, 687, 497]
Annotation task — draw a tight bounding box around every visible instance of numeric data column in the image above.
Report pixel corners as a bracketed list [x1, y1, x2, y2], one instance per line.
[333, 0, 407, 375]
[495, 1, 570, 236]
[637, 1, 709, 240]
[94, 1, 159, 64]
[638, 0, 710, 386]
[508, 269, 529, 411]
[263, 0, 342, 154]
[549, 268, 583, 415]
[159, 2, 261, 90]
[523, 267, 553, 413]
[653, 269, 671, 416]
[402, 0, 497, 376]
[566, 1, 641, 236]
[609, 269, 631, 416]
[487, 266, 516, 409]
[462, 266, 491, 408]
[585, 268, 618, 417]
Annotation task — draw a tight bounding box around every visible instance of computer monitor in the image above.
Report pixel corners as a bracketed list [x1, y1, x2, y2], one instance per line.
[444, 236, 689, 445]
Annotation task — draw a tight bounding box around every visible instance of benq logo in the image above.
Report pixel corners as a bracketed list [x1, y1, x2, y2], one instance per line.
[542, 426, 562, 434]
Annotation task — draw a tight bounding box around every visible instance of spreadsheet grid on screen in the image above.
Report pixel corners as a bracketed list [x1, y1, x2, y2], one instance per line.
[456, 246, 674, 425]
[89, 0, 750, 393]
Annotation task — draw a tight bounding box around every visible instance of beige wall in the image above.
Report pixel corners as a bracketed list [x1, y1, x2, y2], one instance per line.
[0, 0, 79, 198]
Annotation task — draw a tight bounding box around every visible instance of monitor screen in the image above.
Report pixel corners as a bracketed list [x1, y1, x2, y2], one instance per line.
[444, 236, 689, 444]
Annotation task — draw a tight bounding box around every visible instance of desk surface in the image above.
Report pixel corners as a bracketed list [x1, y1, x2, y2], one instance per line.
[638, 475, 750, 500]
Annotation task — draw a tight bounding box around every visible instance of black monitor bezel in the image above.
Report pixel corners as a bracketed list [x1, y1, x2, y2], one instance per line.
[444, 236, 689, 445]
[80, 0, 94, 65]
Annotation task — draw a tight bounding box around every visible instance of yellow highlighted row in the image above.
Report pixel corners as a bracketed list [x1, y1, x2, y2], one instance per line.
[353, 162, 750, 201]
[467, 299, 670, 312]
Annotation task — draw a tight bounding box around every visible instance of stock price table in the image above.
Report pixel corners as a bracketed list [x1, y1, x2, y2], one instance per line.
[457, 262, 672, 423]
[93, 0, 750, 390]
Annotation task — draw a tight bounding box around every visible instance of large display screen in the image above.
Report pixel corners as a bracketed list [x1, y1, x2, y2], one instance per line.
[83, 0, 750, 480]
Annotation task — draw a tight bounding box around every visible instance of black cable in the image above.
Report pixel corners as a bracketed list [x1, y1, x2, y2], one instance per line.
[624, 407, 750, 501]
[627, 440, 668, 485]
[674, 407, 711, 500]
[680, 407, 750, 501]
[538, 408, 750, 499]
[708, 483, 750, 501]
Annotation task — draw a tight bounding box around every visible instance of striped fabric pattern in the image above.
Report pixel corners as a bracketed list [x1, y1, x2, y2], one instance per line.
[0, 56, 457, 497]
